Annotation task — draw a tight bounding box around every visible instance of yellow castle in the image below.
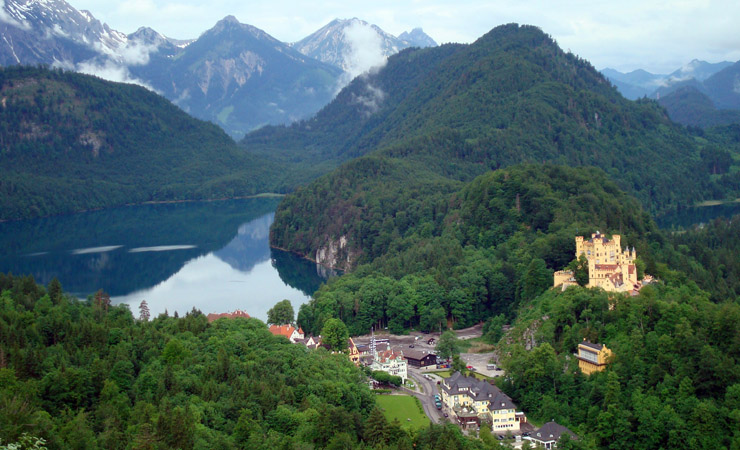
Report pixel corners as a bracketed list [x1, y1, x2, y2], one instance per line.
[554, 232, 640, 293]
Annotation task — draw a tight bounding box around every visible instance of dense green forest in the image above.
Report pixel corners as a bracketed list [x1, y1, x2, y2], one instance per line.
[0, 66, 278, 221]
[0, 274, 498, 450]
[251, 23, 740, 216]
[292, 164, 739, 336]
[498, 283, 740, 450]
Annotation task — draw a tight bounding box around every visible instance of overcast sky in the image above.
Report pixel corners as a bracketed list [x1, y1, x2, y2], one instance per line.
[72, 0, 740, 74]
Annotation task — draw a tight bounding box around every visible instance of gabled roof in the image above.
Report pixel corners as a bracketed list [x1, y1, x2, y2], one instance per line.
[376, 349, 404, 363]
[403, 349, 437, 360]
[532, 421, 576, 443]
[269, 324, 297, 338]
[442, 372, 515, 408]
[206, 310, 250, 322]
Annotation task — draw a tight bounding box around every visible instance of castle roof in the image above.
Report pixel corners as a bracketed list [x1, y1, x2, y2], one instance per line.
[580, 341, 604, 351]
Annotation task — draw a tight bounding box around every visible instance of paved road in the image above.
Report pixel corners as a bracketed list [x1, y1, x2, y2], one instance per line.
[407, 367, 448, 424]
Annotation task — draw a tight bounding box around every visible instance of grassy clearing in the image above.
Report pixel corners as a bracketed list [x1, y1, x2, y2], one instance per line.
[375, 395, 431, 431]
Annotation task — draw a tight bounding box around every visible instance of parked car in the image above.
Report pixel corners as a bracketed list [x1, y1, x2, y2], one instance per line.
[443, 412, 449, 417]
[435, 403, 442, 410]
[409, 344, 414, 348]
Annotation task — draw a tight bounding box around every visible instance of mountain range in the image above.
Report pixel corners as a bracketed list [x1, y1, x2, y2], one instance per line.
[263, 24, 740, 269]
[604, 60, 740, 128]
[601, 59, 734, 100]
[0, 0, 436, 138]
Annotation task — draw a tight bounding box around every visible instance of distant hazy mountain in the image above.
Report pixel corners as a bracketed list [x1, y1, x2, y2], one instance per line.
[703, 61, 740, 110]
[292, 18, 436, 75]
[658, 85, 740, 128]
[650, 61, 740, 128]
[130, 16, 342, 138]
[602, 60, 733, 100]
[398, 28, 437, 48]
[600, 68, 666, 99]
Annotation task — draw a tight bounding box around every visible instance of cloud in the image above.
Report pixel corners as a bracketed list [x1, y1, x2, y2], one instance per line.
[74, 58, 158, 92]
[351, 82, 386, 117]
[336, 20, 388, 91]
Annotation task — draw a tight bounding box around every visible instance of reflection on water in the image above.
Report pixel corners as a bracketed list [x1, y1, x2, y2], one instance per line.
[0, 198, 331, 321]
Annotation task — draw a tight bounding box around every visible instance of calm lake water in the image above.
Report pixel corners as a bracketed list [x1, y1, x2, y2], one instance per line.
[0, 198, 333, 321]
[656, 201, 740, 229]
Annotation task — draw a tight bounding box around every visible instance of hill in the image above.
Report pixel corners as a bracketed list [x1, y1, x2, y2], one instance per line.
[0, 66, 276, 221]
[658, 85, 740, 128]
[262, 24, 739, 262]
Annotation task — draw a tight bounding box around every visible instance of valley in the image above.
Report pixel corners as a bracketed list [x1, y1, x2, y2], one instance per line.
[1, 3, 739, 450]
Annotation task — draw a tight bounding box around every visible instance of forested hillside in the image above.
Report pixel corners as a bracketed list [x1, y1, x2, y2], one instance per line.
[293, 164, 739, 335]
[292, 164, 652, 335]
[0, 274, 495, 450]
[498, 283, 740, 450]
[249, 24, 739, 211]
[0, 66, 277, 221]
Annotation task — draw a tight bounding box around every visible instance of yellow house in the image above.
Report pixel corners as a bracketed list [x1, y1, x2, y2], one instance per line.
[348, 338, 361, 366]
[554, 232, 640, 293]
[440, 372, 519, 431]
[576, 340, 612, 375]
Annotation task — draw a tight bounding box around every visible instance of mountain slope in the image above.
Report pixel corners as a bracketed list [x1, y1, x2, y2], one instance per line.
[131, 16, 342, 138]
[703, 60, 740, 110]
[262, 24, 739, 269]
[0, 0, 123, 65]
[0, 66, 275, 221]
[292, 18, 412, 72]
[658, 85, 740, 128]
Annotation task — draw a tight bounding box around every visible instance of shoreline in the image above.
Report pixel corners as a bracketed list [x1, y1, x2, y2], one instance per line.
[0, 193, 285, 223]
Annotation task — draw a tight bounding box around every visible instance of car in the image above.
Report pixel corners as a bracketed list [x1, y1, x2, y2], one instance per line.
[435, 403, 442, 410]
[443, 412, 449, 417]
[409, 344, 414, 348]
[466, 365, 473, 369]
[496, 435, 504, 440]
[522, 432, 531, 437]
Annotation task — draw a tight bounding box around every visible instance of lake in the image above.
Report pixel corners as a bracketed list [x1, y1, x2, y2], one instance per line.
[0, 198, 334, 321]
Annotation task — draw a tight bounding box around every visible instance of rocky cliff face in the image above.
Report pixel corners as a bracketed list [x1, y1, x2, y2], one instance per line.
[315, 235, 355, 271]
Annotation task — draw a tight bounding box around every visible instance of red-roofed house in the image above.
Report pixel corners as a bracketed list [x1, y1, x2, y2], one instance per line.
[269, 324, 305, 343]
[206, 309, 251, 323]
[371, 348, 407, 383]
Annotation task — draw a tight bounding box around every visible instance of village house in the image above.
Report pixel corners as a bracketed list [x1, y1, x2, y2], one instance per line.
[440, 372, 520, 431]
[370, 348, 408, 383]
[348, 338, 361, 365]
[206, 309, 250, 322]
[268, 324, 305, 343]
[402, 348, 438, 368]
[524, 421, 577, 449]
[554, 232, 643, 294]
[576, 340, 612, 375]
